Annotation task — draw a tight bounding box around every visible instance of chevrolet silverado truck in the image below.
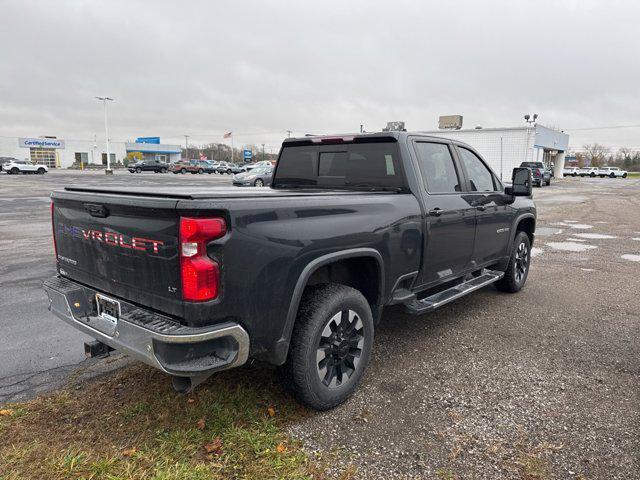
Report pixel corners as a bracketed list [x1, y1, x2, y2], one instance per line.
[44, 132, 535, 410]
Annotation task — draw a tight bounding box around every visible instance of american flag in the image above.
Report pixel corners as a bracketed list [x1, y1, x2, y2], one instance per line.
[223, 132, 232, 139]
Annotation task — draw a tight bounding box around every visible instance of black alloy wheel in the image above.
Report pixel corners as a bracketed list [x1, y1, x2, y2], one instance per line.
[316, 309, 365, 389]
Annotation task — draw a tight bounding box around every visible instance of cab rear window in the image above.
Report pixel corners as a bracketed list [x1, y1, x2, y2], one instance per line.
[273, 141, 405, 189]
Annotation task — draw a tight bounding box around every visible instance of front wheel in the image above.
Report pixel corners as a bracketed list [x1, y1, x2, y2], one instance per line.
[37, 168, 46, 174]
[254, 178, 264, 187]
[161, 168, 167, 173]
[590, 172, 596, 177]
[281, 284, 374, 410]
[198, 169, 203, 174]
[495, 231, 531, 293]
[180, 168, 187, 174]
[622, 173, 627, 178]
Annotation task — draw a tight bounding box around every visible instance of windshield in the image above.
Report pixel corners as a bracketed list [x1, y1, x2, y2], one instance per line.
[273, 140, 406, 190]
[250, 167, 271, 174]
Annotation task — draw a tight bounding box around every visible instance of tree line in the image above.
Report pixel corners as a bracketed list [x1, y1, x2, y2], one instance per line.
[570, 144, 640, 171]
[182, 143, 278, 163]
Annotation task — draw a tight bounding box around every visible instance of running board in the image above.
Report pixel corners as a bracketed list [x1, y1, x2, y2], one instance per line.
[404, 269, 504, 315]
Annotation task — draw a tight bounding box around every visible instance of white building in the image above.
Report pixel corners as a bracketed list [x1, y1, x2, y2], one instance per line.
[0, 135, 182, 169]
[420, 124, 570, 180]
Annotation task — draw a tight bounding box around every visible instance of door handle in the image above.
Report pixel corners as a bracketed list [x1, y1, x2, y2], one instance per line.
[476, 205, 486, 211]
[428, 208, 443, 217]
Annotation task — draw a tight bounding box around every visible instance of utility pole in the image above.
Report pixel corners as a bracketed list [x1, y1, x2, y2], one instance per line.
[183, 135, 190, 159]
[261, 143, 265, 162]
[360, 124, 363, 133]
[95, 96, 114, 174]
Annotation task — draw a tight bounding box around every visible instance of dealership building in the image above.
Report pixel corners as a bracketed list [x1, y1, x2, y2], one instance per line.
[0, 135, 182, 169]
[420, 120, 570, 180]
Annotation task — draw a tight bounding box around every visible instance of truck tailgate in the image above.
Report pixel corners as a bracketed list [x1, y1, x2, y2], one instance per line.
[51, 191, 182, 318]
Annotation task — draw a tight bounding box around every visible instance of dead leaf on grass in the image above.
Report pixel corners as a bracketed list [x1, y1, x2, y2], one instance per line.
[204, 437, 224, 456]
[122, 447, 138, 457]
[0, 409, 14, 416]
[276, 443, 287, 453]
[267, 406, 276, 417]
[187, 397, 198, 406]
[196, 418, 206, 430]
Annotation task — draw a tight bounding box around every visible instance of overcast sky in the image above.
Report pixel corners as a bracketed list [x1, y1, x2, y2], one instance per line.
[2, 0, 639, 152]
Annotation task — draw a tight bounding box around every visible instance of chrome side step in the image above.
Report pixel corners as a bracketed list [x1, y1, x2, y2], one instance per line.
[404, 269, 504, 315]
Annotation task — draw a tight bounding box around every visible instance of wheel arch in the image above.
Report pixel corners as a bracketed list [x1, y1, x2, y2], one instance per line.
[272, 248, 384, 365]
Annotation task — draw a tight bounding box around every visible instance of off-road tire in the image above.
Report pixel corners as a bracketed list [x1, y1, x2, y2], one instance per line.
[281, 283, 374, 410]
[495, 231, 531, 293]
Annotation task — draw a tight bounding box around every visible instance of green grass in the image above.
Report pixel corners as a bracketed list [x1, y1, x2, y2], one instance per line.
[626, 171, 640, 178]
[0, 364, 343, 480]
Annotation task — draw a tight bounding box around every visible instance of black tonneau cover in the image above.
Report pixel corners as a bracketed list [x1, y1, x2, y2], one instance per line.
[62, 186, 383, 200]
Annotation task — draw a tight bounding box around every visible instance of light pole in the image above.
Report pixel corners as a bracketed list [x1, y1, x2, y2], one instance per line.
[261, 143, 265, 162]
[184, 135, 190, 159]
[95, 96, 114, 174]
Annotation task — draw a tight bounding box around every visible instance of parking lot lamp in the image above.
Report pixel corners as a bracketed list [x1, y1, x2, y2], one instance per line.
[95, 96, 114, 174]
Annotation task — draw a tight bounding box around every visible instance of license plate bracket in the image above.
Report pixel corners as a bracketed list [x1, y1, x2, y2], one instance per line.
[94, 294, 120, 336]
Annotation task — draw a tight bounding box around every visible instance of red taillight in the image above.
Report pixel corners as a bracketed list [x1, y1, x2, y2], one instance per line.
[51, 202, 58, 259]
[179, 217, 226, 301]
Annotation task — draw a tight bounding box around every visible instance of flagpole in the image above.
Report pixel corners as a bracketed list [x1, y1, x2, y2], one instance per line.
[231, 134, 234, 163]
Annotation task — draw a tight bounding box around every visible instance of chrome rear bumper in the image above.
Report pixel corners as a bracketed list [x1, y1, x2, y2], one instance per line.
[43, 276, 249, 377]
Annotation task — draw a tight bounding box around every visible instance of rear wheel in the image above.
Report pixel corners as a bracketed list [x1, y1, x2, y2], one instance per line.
[10, 167, 19, 174]
[590, 172, 596, 177]
[37, 168, 46, 174]
[161, 167, 167, 173]
[198, 168, 204, 174]
[227, 169, 232, 175]
[495, 231, 531, 293]
[136, 167, 142, 173]
[181, 168, 187, 174]
[281, 284, 374, 410]
[622, 173, 628, 178]
[610, 173, 615, 178]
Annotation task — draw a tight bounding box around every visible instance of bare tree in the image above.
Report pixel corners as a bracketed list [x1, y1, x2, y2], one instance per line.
[582, 143, 609, 167]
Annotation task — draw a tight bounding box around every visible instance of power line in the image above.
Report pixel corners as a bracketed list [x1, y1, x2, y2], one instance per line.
[564, 124, 640, 131]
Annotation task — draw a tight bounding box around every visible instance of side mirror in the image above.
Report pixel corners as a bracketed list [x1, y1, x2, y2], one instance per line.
[506, 167, 532, 196]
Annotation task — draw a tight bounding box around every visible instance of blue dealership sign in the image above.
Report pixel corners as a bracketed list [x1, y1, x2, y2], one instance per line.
[243, 149, 252, 160]
[135, 137, 161, 144]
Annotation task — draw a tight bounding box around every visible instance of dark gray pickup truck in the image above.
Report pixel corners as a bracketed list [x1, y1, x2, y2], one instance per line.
[44, 132, 535, 410]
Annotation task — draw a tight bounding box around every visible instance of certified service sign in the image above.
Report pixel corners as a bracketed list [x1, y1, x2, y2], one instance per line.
[19, 137, 65, 149]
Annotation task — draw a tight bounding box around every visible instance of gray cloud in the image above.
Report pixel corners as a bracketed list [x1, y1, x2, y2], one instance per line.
[1, 0, 639, 151]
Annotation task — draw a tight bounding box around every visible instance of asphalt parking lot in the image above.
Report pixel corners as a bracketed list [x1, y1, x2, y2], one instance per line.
[1, 170, 639, 479]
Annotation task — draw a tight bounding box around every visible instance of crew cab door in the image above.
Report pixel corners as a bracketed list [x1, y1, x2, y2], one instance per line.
[454, 145, 511, 265]
[412, 140, 476, 286]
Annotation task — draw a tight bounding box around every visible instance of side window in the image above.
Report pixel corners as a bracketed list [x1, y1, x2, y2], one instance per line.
[414, 142, 461, 193]
[457, 147, 496, 192]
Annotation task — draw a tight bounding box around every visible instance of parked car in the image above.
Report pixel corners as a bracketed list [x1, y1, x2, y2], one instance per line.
[216, 161, 235, 174]
[2, 159, 48, 174]
[0, 157, 19, 172]
[232, 166, 273, 187]
[229, 164, 250, 174]
[520, 161, 551, 187]
[578, 167, 597, 177]
[562, 167, 580, 176]
[170, 160, 209, 174]
[598, 166, 628, 178]
[203, 161, 220, 173]
[45, 131, 536, 410]
[128, 159, 169, 173]
[247, 160, 275, 170]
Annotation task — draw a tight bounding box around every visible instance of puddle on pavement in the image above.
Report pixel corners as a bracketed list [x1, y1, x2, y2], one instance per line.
[546, 242, 598, 252]
[536, 227, 564, 236]
[550, 222, 593, 229]
[621, 254, 640, 262]
[573, 233, 618, 239]
[531, 247, 544, 257]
